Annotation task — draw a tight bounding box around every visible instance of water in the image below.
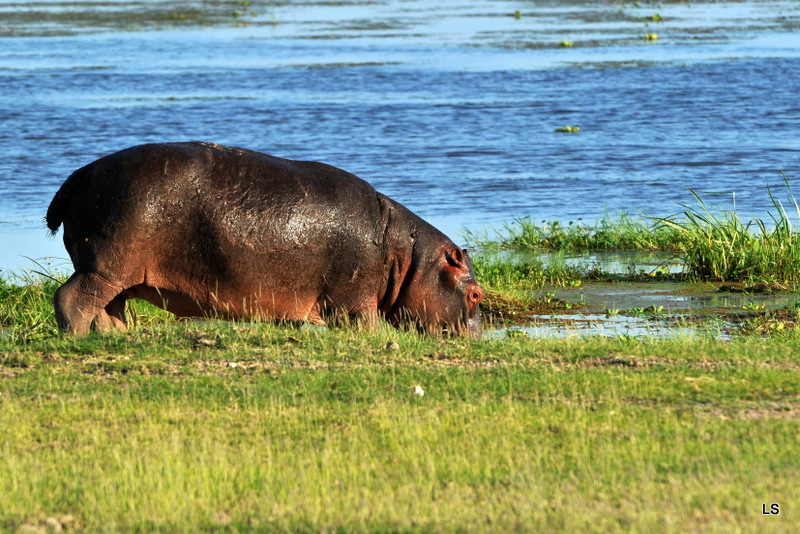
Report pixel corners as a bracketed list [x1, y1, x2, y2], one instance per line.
[2, 0, 800, 275]
[496, 278, 800, 341]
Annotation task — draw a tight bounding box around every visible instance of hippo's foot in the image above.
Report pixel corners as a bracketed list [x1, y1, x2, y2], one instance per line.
[54, 272, 127, 334]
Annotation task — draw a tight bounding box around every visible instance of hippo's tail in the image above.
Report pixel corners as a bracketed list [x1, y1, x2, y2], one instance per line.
[46, 166, 87, 234]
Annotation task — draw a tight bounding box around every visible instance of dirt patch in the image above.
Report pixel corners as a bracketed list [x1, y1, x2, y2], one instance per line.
[694, 401, 800, 420]
[579, 355, 737, 370]
[420, 352, 506, 368]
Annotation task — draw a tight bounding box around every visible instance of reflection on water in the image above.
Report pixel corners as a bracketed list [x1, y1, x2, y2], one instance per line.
[1, 0, 800, 274]
[493, 314, 729, 341]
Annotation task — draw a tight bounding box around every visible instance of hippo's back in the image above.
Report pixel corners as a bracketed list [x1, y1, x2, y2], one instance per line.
[49, 142, 377, 239]
[47, 142, 389, 306]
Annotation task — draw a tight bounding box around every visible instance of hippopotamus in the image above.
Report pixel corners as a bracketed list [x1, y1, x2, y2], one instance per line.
[46, 142, 483, 337]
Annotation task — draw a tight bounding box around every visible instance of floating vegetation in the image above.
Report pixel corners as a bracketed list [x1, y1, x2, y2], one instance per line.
[555, 125, 581, 133]
[559, 41, 574, 48]
[0, 0, 265, 36]
[644, 33, 659, 41]
[231, 1, 259, 19]
[169, 9, 204, 21]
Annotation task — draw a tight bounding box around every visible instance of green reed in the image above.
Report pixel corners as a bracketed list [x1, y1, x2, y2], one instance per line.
[468, 177, 800, 283]
[657, 175, 800, 282]
[465, 211, 685, 253]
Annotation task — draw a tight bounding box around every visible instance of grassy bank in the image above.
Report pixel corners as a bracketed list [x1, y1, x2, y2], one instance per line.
[2, 320, 800, 532]
[1, 267, 800, 532]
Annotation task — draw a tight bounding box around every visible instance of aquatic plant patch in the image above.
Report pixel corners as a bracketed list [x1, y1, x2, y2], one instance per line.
[657, 180, 800, 283]
[469, 181, 800, 285]
[0, 0, 266, 37]
[464, 212, 686, 253]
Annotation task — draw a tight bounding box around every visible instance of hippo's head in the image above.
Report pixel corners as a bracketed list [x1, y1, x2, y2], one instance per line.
[394, 242, 483, 338]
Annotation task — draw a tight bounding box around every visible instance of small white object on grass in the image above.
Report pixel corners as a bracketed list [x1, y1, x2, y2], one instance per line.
[413, 385, 425, 397]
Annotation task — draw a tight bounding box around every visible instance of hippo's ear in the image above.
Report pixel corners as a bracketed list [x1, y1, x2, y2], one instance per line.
[444, 248, 465, 269]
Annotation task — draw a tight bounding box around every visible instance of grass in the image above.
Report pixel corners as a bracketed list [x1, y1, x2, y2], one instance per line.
[471, 251, 589, 291]
[656, 178, 800, 283]
[464, 211, 686, 253]
[5, 182, 800, 531]
[0, 264, 173, 342]
[2, 318, 800, 532]
[466, 179, 800, 285]
[2, 265, 800, 531]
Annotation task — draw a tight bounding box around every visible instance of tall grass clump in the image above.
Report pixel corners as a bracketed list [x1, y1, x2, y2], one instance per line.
[465, 211, 686, 253]
[658, 177, 800, 283]
[467, 177, 800, 284]
[0, 263, 65, 340]
[0, 262, 175, 341]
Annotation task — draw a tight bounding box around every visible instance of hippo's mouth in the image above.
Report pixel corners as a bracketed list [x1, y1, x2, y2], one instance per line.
[459, 309, 483, 339]
[441, 316, 483, 339]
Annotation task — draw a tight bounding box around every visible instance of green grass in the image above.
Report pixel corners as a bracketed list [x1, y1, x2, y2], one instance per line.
[464, 211, 686, 253]
[0, 264, 175, 341]
[2, 272, 800, 531]
[656, 179, 800, 283]
[1, 322, 800, 532]
[467, 179, 800, 284]
[471, 251, 589, 291]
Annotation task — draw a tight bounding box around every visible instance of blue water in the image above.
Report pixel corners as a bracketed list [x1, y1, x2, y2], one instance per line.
[1, 0, 800, 275]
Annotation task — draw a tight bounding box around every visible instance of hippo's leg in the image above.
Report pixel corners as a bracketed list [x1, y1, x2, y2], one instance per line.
[91, 294, 128, 331]
[54, 272, 125, 334]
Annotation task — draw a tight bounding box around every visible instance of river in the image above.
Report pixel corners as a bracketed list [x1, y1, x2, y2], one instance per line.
[1, 0, 799, 275]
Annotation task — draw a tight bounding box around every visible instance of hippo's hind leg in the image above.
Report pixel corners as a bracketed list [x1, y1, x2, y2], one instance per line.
[91, 294, 128, 331]
[54, 272, 126, 334]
